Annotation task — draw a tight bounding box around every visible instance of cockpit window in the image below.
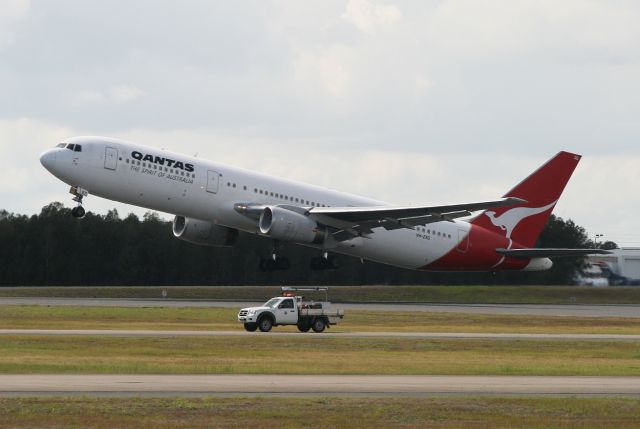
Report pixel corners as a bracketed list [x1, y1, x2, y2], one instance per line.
[74, 144, 82, 152]
[56, 143, 65, 148]
[66, 144, 75, 151]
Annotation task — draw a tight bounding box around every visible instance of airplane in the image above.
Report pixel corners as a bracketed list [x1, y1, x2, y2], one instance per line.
[39, 137, 608, 272]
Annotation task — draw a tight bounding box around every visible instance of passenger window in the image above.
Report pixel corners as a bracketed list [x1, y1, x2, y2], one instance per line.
[279, 299, 294, 309]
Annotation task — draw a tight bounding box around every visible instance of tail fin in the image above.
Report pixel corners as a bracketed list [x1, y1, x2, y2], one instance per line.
[472, 151, 581, 248]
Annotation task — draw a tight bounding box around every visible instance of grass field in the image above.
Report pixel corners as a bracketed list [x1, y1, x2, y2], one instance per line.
[2, 397, 640, 429]
[2, 305, 640, 334]
[1, 335, 640, 375]
[3, 285, 640, 304]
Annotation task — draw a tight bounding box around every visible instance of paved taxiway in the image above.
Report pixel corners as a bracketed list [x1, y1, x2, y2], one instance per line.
[1, 375, 639, 397]
[2, 297, 640, 317]
[1, 328, 639, 341]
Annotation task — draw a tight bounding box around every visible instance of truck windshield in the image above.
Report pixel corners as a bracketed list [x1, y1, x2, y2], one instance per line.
[263, 298, 281, 308]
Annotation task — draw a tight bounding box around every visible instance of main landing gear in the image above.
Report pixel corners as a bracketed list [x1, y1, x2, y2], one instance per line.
[310, 251, 339, 270]
[69, 186, 88, 219]
[257, 245, 339, 272]
[259, 241, 291, 272]
[259, 256, 291, 272]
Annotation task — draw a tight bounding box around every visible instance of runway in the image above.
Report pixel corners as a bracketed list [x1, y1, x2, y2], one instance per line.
[2, 297, 640, 317]
[1, 328, 639, 341]
[1, 375, 639, 397]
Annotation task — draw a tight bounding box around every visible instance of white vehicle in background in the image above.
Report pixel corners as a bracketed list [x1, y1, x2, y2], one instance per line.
[575, 262, 609, 287]
[238, 287, 344, 333]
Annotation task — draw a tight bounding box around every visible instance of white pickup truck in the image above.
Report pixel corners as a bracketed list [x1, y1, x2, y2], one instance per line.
[237, 289, 344, 333]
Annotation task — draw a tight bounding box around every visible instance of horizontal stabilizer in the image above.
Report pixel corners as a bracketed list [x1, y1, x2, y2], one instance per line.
[496, 248, 611, 259]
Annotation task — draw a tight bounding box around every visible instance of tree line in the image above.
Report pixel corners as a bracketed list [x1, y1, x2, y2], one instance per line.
[0, 202, 613, 286]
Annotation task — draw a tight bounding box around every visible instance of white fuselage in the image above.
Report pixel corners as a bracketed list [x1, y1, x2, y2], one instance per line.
[40, 136, 471, 270]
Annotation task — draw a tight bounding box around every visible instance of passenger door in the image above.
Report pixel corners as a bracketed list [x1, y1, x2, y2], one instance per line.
[274, 298, 298, 324]
[104, 147, 118, 171]
[206, 170, 219, 194]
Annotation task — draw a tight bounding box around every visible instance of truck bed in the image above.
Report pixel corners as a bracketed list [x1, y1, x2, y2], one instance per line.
[299, 306, 344, 324]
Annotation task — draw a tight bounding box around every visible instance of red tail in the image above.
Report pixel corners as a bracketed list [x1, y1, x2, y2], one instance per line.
[472, 151, 581, 248]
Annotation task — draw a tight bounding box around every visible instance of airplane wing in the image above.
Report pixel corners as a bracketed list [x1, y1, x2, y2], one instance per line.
[309, 197, 525, 241]
[496, 248, 612, 258]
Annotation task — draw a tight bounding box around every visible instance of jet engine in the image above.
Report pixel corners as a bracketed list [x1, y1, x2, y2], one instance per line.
[172, 216, 239, 247]
[259, 206, 325, 244]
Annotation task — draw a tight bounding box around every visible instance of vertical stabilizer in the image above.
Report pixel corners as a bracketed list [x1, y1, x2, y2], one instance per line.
[471, 151, 581, 248]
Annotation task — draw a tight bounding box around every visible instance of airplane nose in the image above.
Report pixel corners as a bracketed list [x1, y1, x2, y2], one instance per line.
[39, 150, 57, 171]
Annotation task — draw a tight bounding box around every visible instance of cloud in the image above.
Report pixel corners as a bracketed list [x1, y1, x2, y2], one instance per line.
[0, 0, 30, 49]
[70, 85, 145, 106]
[342, 0, 401, 35]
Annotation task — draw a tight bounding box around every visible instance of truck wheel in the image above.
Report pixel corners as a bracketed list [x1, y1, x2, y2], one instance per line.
[258, 316, 273, 332]
[244, 323, 258, 332]
[311, 318, 326, 333]
[297, 321, 311, 333]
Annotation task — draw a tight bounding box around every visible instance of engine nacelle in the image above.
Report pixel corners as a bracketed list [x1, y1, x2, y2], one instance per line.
[172, 216, 239, 247]
[259, 206, 325, 244]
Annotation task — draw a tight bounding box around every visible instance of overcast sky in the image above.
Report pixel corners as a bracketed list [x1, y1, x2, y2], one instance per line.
[1, 0, 639, 246]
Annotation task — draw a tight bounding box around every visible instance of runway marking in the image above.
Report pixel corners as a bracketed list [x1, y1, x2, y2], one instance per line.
[1, 329, 639, 340]
[1, 375, 640, 396]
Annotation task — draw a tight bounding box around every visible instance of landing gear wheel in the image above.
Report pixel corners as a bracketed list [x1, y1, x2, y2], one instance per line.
[276, 257, 290, 270]
[258, 316, 273, 332]
[259, 259, 272, 271]
[259, 257, 291, 272]
[71, 206, 85, 218]
[310, 257, 338, 270]
[311, 318, 326, 333]
[244, 323, 258, 332]
[297, 321, 311, 333]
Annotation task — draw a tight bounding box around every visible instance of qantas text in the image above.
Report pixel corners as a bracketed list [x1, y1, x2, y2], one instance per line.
[131, 151, 195, 172]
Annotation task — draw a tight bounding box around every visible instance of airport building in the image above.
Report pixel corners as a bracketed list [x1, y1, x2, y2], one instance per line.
[588, 248, 640, 282]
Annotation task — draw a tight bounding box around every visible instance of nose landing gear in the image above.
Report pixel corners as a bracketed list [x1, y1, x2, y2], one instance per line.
[69, 186, 88, 219]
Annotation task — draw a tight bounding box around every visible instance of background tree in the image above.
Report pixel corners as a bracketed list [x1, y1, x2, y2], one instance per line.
[0, 204, 613, 286]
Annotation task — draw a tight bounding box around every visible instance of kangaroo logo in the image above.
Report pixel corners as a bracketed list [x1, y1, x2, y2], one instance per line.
[484, 200, 557, 239]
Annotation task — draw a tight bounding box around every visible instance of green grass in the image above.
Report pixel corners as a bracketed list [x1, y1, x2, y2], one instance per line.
[3, 305, 640, 334]
[2, 397, 640, 428]
[3, 285, 640, 304]
[1, 335, 640, 375]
